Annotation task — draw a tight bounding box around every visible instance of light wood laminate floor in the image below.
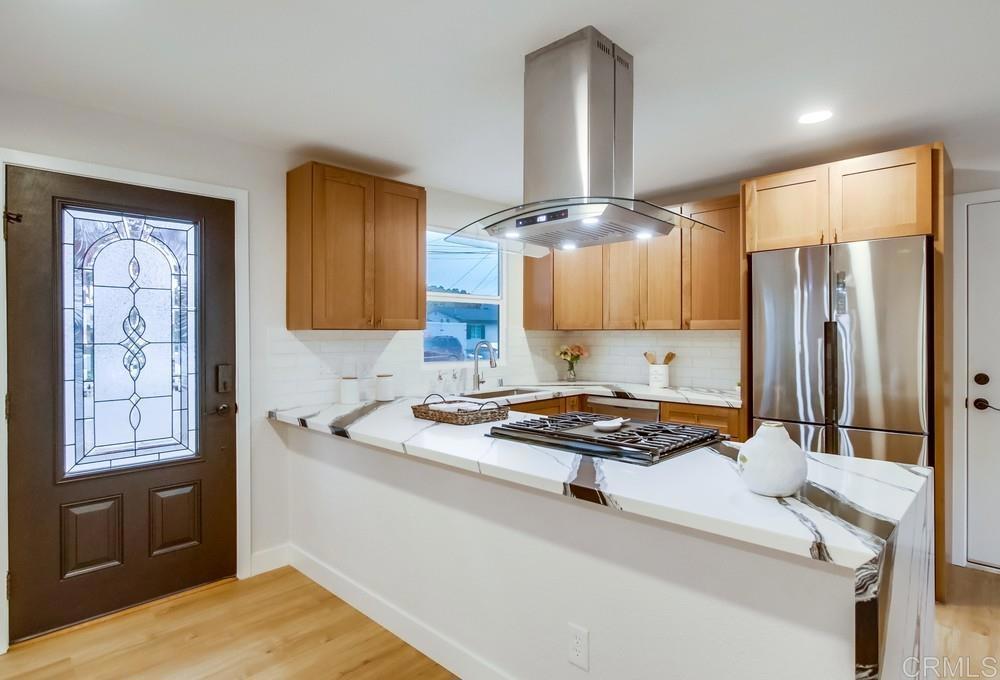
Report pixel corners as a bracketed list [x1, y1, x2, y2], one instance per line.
[0, 567, 455, 679]
[0, 564, 995, 678]
[937, 563, 1000, 674]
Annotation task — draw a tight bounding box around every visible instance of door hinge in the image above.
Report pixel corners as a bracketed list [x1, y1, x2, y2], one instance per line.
[4, 393, 8, 421]
[6, 572, 10, 600]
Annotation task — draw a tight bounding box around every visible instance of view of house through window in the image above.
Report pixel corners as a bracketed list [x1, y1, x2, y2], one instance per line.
[424, 230, 501, 362]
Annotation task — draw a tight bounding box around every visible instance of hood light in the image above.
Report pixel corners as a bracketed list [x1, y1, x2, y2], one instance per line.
[505, 229, 519, 238]
[798, 109, 833, 125]
[561, 242, 577, 250]
[636, 231, 653, 240]
[582, 217, 599, 226]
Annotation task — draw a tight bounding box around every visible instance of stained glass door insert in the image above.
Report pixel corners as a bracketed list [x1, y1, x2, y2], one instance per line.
[61, 207, 199, 476]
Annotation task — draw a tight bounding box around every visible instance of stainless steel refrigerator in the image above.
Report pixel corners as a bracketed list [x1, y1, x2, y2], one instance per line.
[751, 235, 930, 465]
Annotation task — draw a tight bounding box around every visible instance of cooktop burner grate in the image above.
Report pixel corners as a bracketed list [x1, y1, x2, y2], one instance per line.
[488, 412, 724, 466]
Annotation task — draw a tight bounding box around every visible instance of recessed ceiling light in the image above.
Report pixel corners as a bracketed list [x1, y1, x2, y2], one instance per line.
[636, 231, 653, 240]
[582, 217, 599, 226]
[561, 242, 577, 250]
[798, 109, 833, 125]
[505, 229, 519, 238]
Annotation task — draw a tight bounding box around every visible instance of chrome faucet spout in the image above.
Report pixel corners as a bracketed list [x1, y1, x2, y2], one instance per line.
[472, 341, 497, 391]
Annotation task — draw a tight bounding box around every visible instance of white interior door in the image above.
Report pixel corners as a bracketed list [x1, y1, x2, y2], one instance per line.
[968, 199, 1000, 569]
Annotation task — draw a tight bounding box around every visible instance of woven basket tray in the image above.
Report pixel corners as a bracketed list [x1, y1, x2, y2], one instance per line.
[411, 394, 509, 426]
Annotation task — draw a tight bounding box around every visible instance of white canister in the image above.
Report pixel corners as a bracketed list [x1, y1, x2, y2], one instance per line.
[736, 422, 808, 497]
[340, 376, 360, 405]
[375, 374, 395, 401]
[648, 364, 669, 389]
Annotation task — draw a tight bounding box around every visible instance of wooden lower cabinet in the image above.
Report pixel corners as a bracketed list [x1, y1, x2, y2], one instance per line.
[510, 397, 566, 416]
[659, 403, 743, 440]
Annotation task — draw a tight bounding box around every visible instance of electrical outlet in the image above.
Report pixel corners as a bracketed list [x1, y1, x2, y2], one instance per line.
[568, 622, 589, 671]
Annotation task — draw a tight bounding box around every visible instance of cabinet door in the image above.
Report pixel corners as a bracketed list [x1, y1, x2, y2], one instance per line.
[311, 165, 374, 329]
[829, 144, 932, 243]
[603, 241, 642, 329]
[683, 196, 741, 330]
[510, 398, 565, 416]
[642, 230, 682, 329]
[373, 178, 426, 330]
[553, 246, 604, 329]
[744, 165, 829, 252]
[523, 253, 554, 330]
[659, 403, 742, 438]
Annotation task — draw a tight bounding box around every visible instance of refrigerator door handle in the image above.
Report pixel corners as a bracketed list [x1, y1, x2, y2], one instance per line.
[824, 320, 839, 424]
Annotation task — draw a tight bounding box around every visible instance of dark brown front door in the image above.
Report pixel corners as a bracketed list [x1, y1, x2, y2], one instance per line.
[5, 166, 237, 641]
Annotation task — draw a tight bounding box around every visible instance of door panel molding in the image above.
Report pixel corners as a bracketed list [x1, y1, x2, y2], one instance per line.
[0, 147, 252, 653]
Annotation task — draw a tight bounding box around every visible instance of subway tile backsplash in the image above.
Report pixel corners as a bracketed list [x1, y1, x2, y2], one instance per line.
[524, 330, 741, 389]
[265, 326, 739, 409]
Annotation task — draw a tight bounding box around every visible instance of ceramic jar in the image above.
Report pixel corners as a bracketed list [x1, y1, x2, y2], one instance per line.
[737, 422, 808, 497]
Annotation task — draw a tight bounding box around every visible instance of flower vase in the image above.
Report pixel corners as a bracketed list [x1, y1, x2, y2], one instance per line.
[565, 364, 577, 382]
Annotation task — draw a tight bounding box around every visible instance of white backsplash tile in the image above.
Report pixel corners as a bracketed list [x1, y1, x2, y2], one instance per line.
[525, 329, 741, 389]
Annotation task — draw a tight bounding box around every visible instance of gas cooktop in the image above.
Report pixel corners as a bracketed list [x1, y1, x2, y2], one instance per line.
[488, 412, 725, 466]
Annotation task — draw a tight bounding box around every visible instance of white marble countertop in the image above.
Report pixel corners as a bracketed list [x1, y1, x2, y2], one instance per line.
[269, 396, 929, 573]
[459, 382, 742, 409]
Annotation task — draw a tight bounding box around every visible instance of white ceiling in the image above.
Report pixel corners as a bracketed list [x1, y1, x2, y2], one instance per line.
[2, 0, 999, 203]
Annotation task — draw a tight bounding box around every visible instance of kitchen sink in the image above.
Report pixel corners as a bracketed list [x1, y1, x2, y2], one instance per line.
[461, 388, 544, 399]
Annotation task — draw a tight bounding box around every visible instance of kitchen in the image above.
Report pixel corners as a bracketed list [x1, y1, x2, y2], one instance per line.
[0, 2, 998, 679]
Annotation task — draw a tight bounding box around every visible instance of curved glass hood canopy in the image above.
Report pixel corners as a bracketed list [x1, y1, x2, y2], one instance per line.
[448, 195, 718, 258]
[449, 26, 719, 258]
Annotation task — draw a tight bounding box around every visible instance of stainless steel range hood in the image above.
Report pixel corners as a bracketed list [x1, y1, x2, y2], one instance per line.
[449, 26, 716, 256]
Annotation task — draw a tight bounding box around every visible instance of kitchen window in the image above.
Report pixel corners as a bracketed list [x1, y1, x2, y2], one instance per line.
[424, 229, 502, 363]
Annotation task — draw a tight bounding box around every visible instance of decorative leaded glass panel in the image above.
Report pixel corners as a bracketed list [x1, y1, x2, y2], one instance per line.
[61, 207, 198, 476]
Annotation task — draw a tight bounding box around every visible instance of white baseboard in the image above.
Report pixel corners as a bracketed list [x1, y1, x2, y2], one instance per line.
[251, 543, 291, 575]
[287, 544, 513, 680]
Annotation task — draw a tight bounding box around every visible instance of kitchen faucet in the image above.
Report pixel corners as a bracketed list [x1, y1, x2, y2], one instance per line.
[472, 340, 497, 391]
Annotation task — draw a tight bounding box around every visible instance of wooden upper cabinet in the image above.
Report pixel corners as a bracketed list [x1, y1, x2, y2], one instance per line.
[286, 162, 425, 330]
[373, 178, 426, 330]
[744, 165, 830, 252]
[603, 241, 642, 329]
[553, 246, 603, 329]
[523, 253, 554, 330]
[642, 230, 682, 330]
[829, 144, 933, 243]
[683, 195, 741, 329]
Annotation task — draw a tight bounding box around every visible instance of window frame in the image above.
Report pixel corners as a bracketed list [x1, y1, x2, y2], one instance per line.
[423, 226, 507, 368]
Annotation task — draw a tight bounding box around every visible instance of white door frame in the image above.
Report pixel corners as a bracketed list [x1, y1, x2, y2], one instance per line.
[0, 148, 253, 651]
[951, 188, 1000, 572]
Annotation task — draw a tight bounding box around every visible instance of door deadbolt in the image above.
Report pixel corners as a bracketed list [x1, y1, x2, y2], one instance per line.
[975, 373, 990, 385]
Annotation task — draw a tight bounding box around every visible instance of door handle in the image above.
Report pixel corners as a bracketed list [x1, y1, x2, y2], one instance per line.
[973, 398, 1000, 412]
[216, 403, 231, 416]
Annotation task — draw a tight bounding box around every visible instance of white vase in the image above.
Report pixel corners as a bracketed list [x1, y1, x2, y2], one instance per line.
[737, 422, 808, 497]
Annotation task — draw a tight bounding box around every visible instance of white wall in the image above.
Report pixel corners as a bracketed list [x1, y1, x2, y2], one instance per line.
[282, 425, 856, 680]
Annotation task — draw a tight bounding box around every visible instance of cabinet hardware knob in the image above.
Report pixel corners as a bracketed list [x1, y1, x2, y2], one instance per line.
[975, 373, 990, 385]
